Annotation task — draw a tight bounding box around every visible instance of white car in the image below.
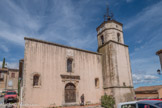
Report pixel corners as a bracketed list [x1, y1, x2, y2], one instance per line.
[118, 100, 162, 108]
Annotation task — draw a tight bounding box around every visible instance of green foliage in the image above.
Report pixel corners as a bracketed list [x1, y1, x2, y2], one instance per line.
[2, 58, 5, 68]
[18, 80, 20, 96]
[101, 94, 115, 108]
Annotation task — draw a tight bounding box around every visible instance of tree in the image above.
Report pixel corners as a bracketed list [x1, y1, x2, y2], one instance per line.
[2, 58, 5, 68]
[101, 94, 115, 108]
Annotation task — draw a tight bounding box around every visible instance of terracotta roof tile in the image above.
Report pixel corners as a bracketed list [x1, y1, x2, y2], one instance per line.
[135, 85, 162, 92]
[0, 68, 8, 72]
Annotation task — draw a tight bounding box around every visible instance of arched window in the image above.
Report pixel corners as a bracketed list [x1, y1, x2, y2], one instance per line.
[117, 33, 120, 42]
[33, 74, 40, 86]
[101, 35, 104, 45]
[95, 78, 99, 88]
[67, 58, 73, 72]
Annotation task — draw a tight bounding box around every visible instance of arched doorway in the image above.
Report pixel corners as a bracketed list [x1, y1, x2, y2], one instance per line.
[65, 83, 76, 103]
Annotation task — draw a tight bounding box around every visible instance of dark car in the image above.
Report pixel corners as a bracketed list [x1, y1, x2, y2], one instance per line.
[118, 100, 162, 108]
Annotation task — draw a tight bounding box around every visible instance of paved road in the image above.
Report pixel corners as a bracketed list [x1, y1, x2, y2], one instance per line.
[0, 97, 17, 108]
[0, 97, 5, 108]
[0, 97, 4, 104]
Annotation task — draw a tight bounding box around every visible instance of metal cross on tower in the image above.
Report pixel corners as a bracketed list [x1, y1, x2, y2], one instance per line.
[104, 5, 114, 21]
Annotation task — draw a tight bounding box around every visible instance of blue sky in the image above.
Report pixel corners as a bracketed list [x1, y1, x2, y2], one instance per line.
[0, 0, 161, 88]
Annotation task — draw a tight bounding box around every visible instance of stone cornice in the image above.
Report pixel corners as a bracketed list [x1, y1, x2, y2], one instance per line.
[60, 74, 80, 80]
[97, 28, 123, 36]
[103, 86, 134, 89]
[97, 40, 128, 51]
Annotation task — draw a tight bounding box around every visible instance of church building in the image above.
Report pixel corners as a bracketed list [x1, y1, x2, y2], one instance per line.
[19, 10, 135, 108]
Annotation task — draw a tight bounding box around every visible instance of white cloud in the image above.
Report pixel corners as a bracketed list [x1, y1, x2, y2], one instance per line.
[132, 74, 159, 84]
[0, 61, 18, 69]
[0, 45, 9, 52]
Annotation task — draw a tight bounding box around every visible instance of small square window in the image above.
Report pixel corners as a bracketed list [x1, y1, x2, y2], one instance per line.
[11, 73, 15, 78]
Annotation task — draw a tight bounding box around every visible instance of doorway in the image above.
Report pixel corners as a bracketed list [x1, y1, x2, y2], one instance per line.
[65, 83, 76, 103]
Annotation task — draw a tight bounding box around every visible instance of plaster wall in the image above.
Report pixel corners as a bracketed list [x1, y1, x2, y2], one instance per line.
[0, 73, 7, 92]
[22, 40, 104, 107]
[158, 88, 162, 99]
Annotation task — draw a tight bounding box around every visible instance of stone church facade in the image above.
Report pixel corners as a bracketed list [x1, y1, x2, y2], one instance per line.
[20, 17, 134, 108]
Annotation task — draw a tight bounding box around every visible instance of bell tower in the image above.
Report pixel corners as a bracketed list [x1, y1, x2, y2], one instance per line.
[97, 7, 135, 105]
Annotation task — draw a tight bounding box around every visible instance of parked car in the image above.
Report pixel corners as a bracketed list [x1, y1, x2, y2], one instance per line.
[0, 91, 6, 97]
[4, 90, 18, 103]
[141, 99, 162, 101]
[118, 100, 162, 108]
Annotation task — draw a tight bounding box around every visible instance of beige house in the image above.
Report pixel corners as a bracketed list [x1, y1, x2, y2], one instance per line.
[20, 15, 135, 108]
[135, 85, 162, 100]
[0, 68, 19, 93]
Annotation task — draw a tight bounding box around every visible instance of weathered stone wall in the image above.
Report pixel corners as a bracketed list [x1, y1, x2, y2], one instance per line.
[158, 88, 162, 99]
[98, 41, 134, 106]
[0, 72, 7, 92]
[99, 42, 133, 88]
[22, 39, 104, 107]
[97, 20, 135, 106]
[97, 21, 124, 47]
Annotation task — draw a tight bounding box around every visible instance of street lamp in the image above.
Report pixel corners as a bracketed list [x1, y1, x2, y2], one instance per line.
[157, 69, 161, 75]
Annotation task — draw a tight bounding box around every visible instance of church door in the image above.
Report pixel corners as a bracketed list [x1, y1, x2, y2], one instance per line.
[65, 83, 76, 103]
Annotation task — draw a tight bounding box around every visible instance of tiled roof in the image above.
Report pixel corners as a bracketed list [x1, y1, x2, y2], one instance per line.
[136, 94, 158, 99]
[8, 68, 19, 71]
[0, 68, 8, 72]
[135, 85, 162, 92]
[0, 68, 19, 72]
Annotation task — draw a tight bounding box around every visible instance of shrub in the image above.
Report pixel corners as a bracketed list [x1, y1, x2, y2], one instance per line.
[101, 94, 115, 108]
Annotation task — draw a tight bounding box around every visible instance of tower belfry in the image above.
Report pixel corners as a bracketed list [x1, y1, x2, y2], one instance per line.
[97, 7, 135, 105]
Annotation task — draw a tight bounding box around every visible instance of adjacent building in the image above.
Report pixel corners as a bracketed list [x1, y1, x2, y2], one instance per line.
[0, 68, 19, 93]
[20, 12, 135, 108]
[156, 49, 162, 70]
[135, 85, 162, 100]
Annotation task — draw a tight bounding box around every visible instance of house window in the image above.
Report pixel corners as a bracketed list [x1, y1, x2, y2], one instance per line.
[67, 58, 73, 72]
[101, 35, 104, 45]
[95, 78, 99, 88]
[11, 73, 15, 78]
[33, 74, 40, 86]
[117, 33, 120, 42]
